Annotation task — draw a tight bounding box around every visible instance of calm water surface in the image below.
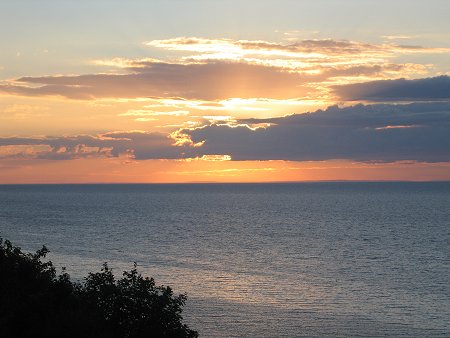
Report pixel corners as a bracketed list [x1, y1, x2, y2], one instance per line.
[0, 183, 449, 337]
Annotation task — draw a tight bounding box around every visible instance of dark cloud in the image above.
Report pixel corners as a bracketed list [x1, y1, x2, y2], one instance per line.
[2, 103, 450, 163]
[334, 76, 450, 102]
[103, 131, 197, 159]
[186, 103, 450, 162]
[0, 132, 198, 160]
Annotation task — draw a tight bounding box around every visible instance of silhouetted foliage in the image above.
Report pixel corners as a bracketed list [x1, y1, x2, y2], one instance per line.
[0, 238, 198, 338]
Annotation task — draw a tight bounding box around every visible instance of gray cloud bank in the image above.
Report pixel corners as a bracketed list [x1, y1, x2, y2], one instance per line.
[334, 76, 450, 101]
[1, 103, 450, 163]
[187, 102, 450, 162]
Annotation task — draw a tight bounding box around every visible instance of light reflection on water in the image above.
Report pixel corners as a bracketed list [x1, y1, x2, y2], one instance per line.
[1, 183, 449, 337]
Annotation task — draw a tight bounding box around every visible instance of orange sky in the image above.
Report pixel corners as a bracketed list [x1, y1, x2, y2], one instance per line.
[1, 157, 450, 184]
[1, 1, 450, 183]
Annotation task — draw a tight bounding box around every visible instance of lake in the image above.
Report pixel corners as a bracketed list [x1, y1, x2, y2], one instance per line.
[1, 182, 449, 337]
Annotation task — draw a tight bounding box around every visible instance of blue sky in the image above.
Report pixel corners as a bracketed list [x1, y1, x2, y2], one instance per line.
[2, 0, 450, 76]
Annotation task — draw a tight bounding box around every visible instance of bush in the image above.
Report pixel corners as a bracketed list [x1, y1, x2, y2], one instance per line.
[0, 238, 198, 338]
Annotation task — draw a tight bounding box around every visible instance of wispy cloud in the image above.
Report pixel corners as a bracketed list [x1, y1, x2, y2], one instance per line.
[1, 37, 447, 103]
[147, 37, 448, 59]
[381, 35, 414, 40]
[119, 109, 190, 117]
[146, 37, 448, 75]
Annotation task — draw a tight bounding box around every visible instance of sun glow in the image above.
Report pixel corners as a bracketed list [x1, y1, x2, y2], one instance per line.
[2, 19, 450, 184]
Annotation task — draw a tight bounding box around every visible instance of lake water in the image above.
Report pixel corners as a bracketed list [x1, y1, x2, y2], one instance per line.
[0, 183, 449, 337]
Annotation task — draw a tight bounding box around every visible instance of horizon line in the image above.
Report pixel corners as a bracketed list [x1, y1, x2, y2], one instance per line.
[1, 180, 450, 186]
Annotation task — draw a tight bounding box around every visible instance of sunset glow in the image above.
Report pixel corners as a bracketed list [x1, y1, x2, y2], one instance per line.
[1, 0, 450, 183]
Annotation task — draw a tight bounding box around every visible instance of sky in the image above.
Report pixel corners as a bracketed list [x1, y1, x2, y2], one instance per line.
[1, 0, 450, 183]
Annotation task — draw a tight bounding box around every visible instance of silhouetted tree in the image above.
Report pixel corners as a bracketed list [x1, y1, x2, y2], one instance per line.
[0, 238, 198, 338]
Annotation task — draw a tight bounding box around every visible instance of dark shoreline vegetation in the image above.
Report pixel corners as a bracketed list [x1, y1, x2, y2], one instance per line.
[0, 238, 198, 338]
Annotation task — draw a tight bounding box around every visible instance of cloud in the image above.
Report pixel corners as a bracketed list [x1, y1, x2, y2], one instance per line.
[0, 61, 313, 100]
[146, 37, 447, 76]
[334, 75, 450, 101]
[147, 37, 449, 58]
[118, 109, 189, 117]
[1, 103, 450, 163]
[184, 102, 450, 163]
[1, 36, 446, 102]
[0, 61, 429, 102]
[381, 35, 414, 40]
[0, 131, 198, 160]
